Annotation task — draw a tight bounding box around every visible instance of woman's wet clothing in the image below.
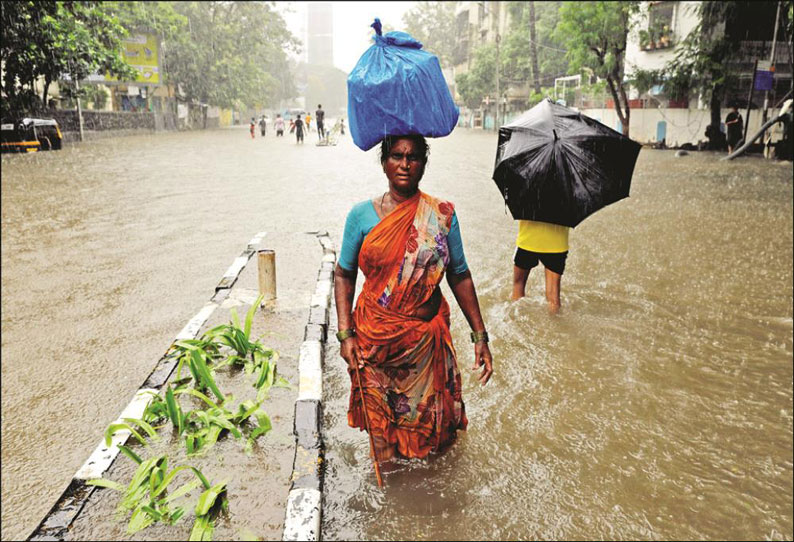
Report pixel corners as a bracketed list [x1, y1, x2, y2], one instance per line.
[344, 191, 468, 459]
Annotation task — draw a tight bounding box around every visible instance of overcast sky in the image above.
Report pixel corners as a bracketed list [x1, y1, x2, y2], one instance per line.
[279, 1, 417, 73]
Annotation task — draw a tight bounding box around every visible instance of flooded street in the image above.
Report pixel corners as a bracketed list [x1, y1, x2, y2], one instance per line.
[2, 127, 792, 540]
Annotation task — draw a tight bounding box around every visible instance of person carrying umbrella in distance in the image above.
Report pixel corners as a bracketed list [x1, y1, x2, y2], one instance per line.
[493, 98, 641, 311]
[336, 18, 493, 486]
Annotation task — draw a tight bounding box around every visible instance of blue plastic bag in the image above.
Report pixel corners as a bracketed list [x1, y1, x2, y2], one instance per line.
[347, 19, 459, 151]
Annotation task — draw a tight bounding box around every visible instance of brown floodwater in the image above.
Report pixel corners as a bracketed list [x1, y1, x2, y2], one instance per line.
[1, 127, 792, 540]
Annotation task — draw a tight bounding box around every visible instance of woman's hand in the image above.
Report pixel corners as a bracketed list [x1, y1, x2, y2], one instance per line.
[473, 341, 493, 385]
[340, 336, 365, 370]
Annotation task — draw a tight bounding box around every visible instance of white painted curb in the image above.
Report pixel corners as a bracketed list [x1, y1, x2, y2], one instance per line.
[283, 488, 322, 541]
[298, 341, 323, 402]
[74, 388, 157, 480]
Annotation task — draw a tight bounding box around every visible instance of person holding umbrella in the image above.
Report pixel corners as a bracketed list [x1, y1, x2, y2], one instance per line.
[511, 220, 569, 312]
[494, 98, 641, 310]
[334, 134, 493, 468]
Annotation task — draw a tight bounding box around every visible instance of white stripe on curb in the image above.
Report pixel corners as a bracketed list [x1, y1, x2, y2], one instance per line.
[315, 279, 332, 299]
[222, 255, 250, 282]
[283, 488, 322, 541]
[74, 388, 157, 480]
[175, 302, 218, 341]
[247, 231, 268, 249]
[298, 341, 323, 402]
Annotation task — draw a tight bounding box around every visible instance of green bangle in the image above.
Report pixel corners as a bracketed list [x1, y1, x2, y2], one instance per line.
[336, 328, 355, 342]
[470, 330, 489, 344]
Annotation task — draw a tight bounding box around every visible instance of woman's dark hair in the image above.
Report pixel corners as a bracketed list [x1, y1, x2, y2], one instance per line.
[380, 135, 430, 164]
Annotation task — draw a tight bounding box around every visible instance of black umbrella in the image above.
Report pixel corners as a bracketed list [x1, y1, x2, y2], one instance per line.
[493, 98, 641, 228]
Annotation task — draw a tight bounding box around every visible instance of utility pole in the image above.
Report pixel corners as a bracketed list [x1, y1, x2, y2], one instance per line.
[744, 59, 758, 144]
[495, 33, 500, 131]
[762, 1, 782, 124]
[74, 75, 84, 142]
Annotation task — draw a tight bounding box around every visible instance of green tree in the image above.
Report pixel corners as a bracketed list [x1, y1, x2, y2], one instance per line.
[501, 1, 568, 103]
[164, 1, 297, 119]
[455, 43, 497, 109]
[1, 1, 136, 116]
[555, 1, 639, 135]
[402, 2, 457, 66]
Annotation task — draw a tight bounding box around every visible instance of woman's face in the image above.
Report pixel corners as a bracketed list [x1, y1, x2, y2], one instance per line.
[383, 138, 425, 195]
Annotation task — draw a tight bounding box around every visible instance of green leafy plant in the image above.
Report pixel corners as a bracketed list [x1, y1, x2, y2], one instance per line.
[190, 481, 229, 541]
[94, 297, 285, 539]
[88, 453, 210, 534]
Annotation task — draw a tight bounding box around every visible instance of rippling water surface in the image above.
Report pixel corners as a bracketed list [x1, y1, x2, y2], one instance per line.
[2, 128, 791, 540]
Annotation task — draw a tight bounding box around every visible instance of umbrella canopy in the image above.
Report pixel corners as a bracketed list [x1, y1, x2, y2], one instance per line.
[493, 98, 641, 228]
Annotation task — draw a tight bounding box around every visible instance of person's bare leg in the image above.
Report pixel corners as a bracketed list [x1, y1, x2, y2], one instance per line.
[512, 265, 530, 301]
[544, 267, 562, 314]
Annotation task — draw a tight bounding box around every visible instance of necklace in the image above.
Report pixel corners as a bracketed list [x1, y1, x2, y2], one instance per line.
[380, 190, 415, 216]
[380, 192, 387, 217]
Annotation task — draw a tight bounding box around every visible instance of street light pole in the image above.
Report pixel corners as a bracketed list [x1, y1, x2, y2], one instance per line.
[495, 33, 500, 131]
[74, 75, 84, 142]
[762, 1, 782, 124]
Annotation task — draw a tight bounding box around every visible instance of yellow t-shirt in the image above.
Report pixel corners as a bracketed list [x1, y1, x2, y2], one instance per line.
[516, 220, 570, 253]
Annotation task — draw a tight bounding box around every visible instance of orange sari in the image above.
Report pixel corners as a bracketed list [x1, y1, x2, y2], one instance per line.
[348, 191, 467, 460]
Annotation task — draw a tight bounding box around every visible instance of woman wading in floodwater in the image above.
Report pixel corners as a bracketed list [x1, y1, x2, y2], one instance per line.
[334, 135, 493, 466]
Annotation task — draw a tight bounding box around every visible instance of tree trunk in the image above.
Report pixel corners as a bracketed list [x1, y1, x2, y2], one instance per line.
[606, 76, 630, 136]
[529, 1, 541, 95]
[707, 81, 725, 150]
[618, 79, 631, 137]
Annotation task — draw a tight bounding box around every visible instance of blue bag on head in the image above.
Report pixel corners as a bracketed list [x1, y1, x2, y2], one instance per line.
[347, 18, 459, 151]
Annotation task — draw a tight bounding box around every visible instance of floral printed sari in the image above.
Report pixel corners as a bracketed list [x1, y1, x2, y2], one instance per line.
[348, 190, 467, 460]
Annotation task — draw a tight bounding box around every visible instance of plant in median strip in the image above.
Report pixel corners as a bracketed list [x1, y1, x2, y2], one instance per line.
[88, 453, 211, 534]
[94, 298, 288, 539]
[190, 480, 229, 541]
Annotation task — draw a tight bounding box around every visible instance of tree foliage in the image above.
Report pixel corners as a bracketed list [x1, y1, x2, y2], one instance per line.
[503, 2, 568, 91]
[1, 1, 136, 116]
[162, 1, 298, 110]
[456, 1, 569, 110]
[455, 43, 498, 110]
[402, 2, 457, 66]
[2, 1, 299, 118]
[555, 1, 638, 135]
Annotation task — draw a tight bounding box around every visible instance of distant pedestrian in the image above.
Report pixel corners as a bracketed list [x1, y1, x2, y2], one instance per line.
[275, 114, 285, 137]
[259, 115, 266, 137]
[340, 117, 345, 135]
[315, 104, 325, 140]
[725, 105, 743, 154]
[294, 114, 304, 144]
[305, 112, 312, 133]
[249, 117, 256, 139]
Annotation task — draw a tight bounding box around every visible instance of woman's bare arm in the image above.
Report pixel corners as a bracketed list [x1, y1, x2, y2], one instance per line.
[447, 269, 494, 385]
[334, 264, 364, 369]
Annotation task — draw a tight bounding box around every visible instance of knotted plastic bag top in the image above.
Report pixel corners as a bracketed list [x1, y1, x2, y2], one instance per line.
[347, 18, 459, 151]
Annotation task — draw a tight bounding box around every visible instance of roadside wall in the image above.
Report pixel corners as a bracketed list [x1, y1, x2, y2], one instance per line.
[51, 106, 221, 142]
[457, 105, 787, 147]
[576, 106, 787, 147]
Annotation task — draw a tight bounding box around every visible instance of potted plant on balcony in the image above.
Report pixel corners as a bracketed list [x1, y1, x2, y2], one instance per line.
[659, 25, 671, 48]
[639, 29, 652, 51]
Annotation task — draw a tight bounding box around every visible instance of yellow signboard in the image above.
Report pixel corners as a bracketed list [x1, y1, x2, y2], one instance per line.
[121, 33, 160, 84]
[88, 33, 161, 85]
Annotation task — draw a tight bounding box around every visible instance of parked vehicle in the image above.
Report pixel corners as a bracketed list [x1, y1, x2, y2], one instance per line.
[1, 118, 63, 153]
